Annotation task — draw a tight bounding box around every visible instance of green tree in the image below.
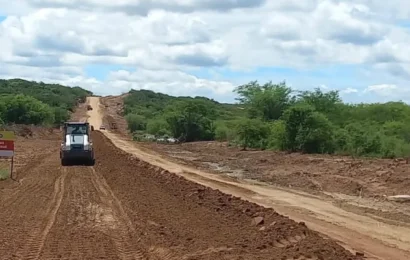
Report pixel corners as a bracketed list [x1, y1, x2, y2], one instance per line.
[382, 121, 410, 142]
[298, 88, 341, 114]
[235, 118, 270, 150]
[53, 107, 70, 125]
[0, 79, 91, 112]
[380, 136, 410, 158]
[344, 122, 382, 156]
[146, 118, 170, 136]
[234, 81, 294, 121]
[0, 102, 5, 123]
[0, 78, 92, 125]
[165, 100, 215, 142]
[295, 112, 335, 153]
[268, 120, 286, 150]
[214, 123, 229, 141]
[282, 104, 335, 153]
[125, 114, 147, 132]
[333, 128, 350, 154]
[298, 87, 343, 123]
[2, 94, 54, 125]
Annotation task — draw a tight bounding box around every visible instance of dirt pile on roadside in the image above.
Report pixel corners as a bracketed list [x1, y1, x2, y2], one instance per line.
[1, 124, 61, 140]
[100, 95, 128, 135]
[92, 131, 362, 260]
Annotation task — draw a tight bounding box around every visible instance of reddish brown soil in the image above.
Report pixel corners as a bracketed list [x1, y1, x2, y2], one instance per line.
[100, 94, 129, 135]
[70, 101, 90, 121]
[138, 141, 410, 199]
[0, 126, 61, 183]
[0, 130, 360, 260]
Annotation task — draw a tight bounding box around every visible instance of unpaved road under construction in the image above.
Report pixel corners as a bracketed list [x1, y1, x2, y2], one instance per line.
[0, 99, 362, 259]
[0, 132, 360, 260]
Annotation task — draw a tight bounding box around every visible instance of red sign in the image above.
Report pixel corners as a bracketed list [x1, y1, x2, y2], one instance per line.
[0, 140, 14, 151]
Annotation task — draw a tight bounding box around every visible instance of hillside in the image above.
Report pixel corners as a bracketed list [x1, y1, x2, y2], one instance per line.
[124, 89, 244, 121]
[122, 81, 410, 159]
[123, 89, 246, 142]
[0, 78, 92, 126]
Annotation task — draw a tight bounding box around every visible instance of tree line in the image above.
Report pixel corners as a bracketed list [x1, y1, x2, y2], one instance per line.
[0, 79, 92, 126]
[124, 82, 410, 158]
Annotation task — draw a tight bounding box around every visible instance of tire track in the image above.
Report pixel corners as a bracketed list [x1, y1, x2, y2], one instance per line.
[38, 166, 148, 260]
[0, 151, 57, 210]
[14, 167, 67, 260]
[39, 166, 120, 259]
[148, 246, 233, 260]
[0, 151, 63, 260]
[88, 167, 147, 260]
[287, 257, 319, 260]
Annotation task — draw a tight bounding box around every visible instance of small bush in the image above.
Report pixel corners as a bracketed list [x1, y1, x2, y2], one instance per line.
[146, 118, 170, 136]
[268, 120, 286, 150]
[125, 114, 147, 132]
[282, 104, 335, 154]
[235, 118, 270, 150]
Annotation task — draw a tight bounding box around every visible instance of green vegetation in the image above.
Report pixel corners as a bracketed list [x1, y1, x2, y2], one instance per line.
[0, 168, 9, 180]
[123, 81, 410, 159]
[123, 89, 244, 141]
[0, 79, 92, 126]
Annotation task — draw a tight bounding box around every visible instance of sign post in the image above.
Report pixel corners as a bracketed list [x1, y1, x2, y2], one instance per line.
[0, 131, 15, 180]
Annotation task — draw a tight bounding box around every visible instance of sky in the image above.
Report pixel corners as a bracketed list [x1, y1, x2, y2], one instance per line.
[1, 0, 410, 103]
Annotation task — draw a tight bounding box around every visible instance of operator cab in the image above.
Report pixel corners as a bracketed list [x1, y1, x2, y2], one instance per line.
[64, 122, 90, 135]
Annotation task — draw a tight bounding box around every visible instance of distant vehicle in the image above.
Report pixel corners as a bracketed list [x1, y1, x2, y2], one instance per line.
[87, 105, 93, 111]
[60, 122, 95, 166]
[99, 125, 106, 130]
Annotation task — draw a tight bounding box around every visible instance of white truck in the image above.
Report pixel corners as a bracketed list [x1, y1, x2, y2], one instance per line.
[60, 122, 95, 166]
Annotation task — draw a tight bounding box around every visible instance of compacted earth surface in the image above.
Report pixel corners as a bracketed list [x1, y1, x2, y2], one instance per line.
[0, 98, 364, 260]
[0, 130, 360, 260]
[137, 141, 410, 223]
[138, 142, 410, 197]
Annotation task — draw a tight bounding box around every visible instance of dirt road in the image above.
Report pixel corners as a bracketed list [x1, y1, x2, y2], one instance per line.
[96, 96, 410, 260]
[0, 99, 360, 259]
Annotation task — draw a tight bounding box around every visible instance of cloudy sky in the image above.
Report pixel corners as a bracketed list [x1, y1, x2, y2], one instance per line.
[1, 0, 410, 103]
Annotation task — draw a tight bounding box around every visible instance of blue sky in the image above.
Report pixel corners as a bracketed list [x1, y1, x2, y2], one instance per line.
[1, 1, 410, 103]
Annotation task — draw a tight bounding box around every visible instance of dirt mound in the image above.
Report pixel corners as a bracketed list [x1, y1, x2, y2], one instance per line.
[92, 132, 361, 260]
[100, 95, 129, 136]
[70, 101, 90, 121]
[1, 124, 60, 139]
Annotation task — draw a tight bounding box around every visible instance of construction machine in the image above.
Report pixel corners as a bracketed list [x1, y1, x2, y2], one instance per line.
[60, 122, 95, 166]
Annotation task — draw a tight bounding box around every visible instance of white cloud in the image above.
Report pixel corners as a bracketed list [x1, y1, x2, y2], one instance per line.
[0, 0, 410, 102]
[106, 69, 235, 96]
[341, 87, 359, 94]
[363, 84, 410, 102]
[365, 84, 399, 96]
[27, 0, 267, 15]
